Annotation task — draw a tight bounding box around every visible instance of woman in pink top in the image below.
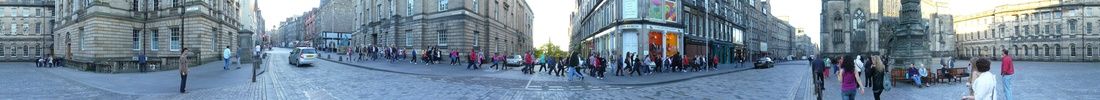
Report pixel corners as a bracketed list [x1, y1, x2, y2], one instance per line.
[836, 55, 863, 100]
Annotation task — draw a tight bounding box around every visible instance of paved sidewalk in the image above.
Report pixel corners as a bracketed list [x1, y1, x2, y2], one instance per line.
[319, 51, 777, 86]
[41, 60, 258, 95]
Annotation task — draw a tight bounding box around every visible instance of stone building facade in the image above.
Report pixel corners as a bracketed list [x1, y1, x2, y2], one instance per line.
[53, 0, 241, 72]
[955, 0, 1100, 61]
[570, 0, 792, 63]
[0, 1, 54, 62]
[353, 0, 534, 55]
[821, 0, 954, 67]
[821, 0, 882, 57]
[313, 0, 356, 49]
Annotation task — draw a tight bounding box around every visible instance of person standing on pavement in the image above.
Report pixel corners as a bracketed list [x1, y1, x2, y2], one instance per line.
[1001, 49, 1015, 100]
[450, 50, 458, 65]
[47, 56, 54, 67]
[836, 55, 864, 100]
[595, 54, 606, 79]
[711, 55, 719, 71]
[223, 46, 232, 70]
[962, 58, 996, 100]
[255, 45, 263, 59]
[179, 48, 191, 93]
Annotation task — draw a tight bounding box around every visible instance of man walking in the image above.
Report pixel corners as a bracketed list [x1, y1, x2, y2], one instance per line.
[179, 48, 191, 93]
[223, 46, 232, 70]
[524, 52, 534, 74]
[467, 50, 478, 69]
[1001, 49, 1015, 100]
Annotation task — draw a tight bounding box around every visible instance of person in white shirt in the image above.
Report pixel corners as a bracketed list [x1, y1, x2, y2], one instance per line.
[223, 46, 231, 70]
[963, 58, 996, 100]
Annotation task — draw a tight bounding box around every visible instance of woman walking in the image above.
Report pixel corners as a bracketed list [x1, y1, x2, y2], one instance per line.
[836, 55, 864, 100]
[869, 56, 889, 100]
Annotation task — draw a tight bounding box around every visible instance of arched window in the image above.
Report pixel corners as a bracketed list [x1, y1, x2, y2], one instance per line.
[1024, 45, 1030, 56]
[1089, 43, 1095, 56]
[1071, 43, 1077, 56]
[1033, 45, 1040, 57]
[1056, 44, 1062, 56]
[1014, 45, 1020, 56]
[1045, 44, 1051, 56]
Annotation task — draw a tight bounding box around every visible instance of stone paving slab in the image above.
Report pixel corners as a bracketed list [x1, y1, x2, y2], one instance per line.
[40, 60, 258, 95]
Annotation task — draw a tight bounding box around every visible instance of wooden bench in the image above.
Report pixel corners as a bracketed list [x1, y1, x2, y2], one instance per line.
[942, 68, 968, 83]
[890, 68, 910, 86]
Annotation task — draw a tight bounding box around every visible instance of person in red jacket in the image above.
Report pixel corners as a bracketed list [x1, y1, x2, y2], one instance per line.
[1001, 49, 1014, 100]
[711, 56, 719, 70]
[467, 50, 479, 69]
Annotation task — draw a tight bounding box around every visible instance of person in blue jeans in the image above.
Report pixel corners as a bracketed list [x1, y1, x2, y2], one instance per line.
[908, 64, 923, 88]
[223, 46, 232, 70]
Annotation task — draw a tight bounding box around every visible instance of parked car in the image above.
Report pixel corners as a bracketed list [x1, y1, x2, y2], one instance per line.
[506, 55, 524, 66]
[754, 57, 774, 69]
[289, 47, 318, 67]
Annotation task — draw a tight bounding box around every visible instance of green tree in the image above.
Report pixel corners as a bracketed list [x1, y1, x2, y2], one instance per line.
[535, 43, 567, 59]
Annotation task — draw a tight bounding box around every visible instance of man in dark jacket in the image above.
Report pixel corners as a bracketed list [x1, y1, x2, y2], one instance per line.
[810, 56, 826, 100]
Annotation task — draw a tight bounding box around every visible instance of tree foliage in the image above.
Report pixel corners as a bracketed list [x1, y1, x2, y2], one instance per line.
[535, 43, 567, 59]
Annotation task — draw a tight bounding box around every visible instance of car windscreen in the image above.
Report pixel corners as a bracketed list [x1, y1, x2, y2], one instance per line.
[301, 49, 317, 54]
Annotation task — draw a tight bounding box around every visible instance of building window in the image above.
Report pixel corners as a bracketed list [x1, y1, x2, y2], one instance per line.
[170, 28, 180, 50]
[1014, 26, 1020, 37]
[133, 29, 141, 50]
[1057, 24, 1063, 35]
[10, 24, 15, 34]
[0, 43, 4, 57]
[1045, 45, 1051, 56]
[473, 0, 478, 13]
[1057, 44, 1062, 56]
[438, 30, 447, 46]
[405, 30, 413, 46]
[1071, 44, 1076, 56]
[438, 0, 448, 11]
[1089, 22, 1094, 34]
[1088, 44, 1094, 56]
[212, 27, 219, 49]
[151, 29, 159, 51]
[35, 44, 40, 56]
[407, 0, 414, 16]
[80, 27, 86, 50]
[22, 45, 27, 57]
[34, 23, 40, 34]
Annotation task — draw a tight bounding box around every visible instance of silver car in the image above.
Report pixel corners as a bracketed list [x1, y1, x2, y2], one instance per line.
[289, 47, 319, 67]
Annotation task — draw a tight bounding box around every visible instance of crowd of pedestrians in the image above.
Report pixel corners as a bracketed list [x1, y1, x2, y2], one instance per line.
[333, 46, 749, 81]
[35, 55, 63, 68]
